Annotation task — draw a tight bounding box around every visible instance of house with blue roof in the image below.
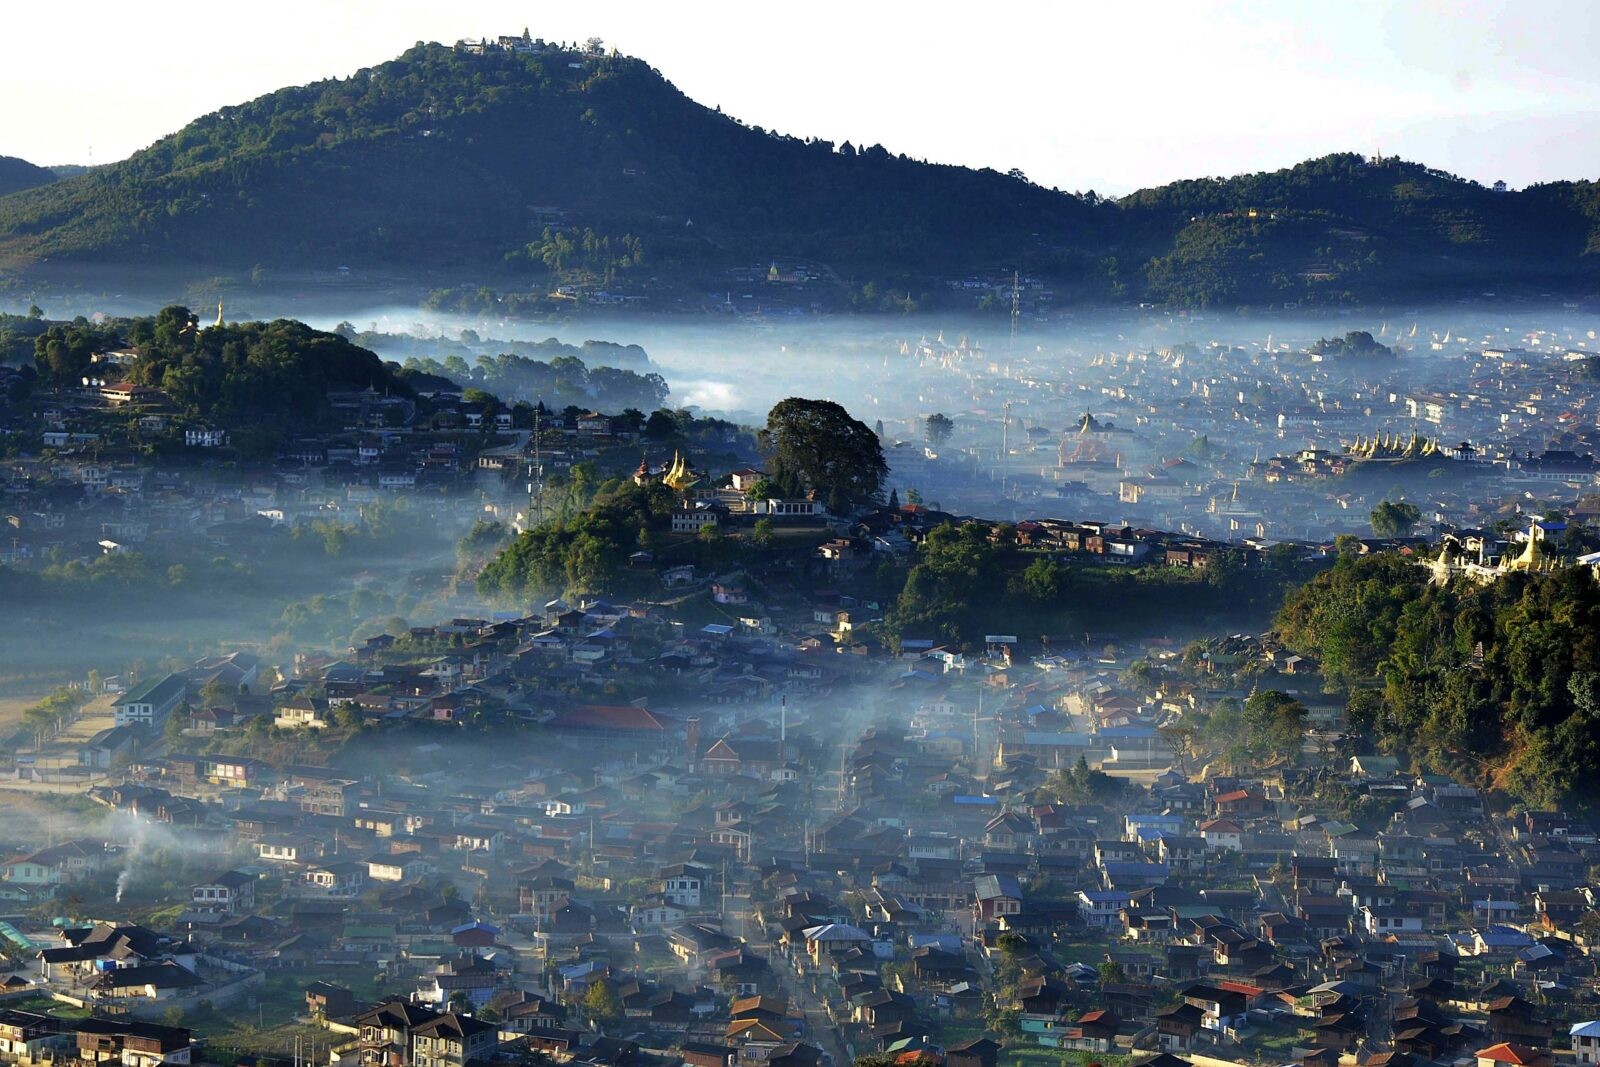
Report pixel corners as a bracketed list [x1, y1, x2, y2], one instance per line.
[1125, 814, 1185, 841]
[1570, 1020, 1600, 1064]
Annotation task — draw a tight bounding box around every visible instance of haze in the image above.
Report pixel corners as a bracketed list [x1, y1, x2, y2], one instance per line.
[8, 0, 1600, 192]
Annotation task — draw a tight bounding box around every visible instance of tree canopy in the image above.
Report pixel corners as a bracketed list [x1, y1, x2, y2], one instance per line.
[1275, 553, 1600, 810]
[1310, 330, 1393, 359]
[1370, 500, 1422, 538]
[759, 397, 887, 511]
[30, 308, 413, 448]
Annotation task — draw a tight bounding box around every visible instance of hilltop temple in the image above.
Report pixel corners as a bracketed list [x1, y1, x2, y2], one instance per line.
[1342, 432, 1478, 463]
[633, 451, 701, 494]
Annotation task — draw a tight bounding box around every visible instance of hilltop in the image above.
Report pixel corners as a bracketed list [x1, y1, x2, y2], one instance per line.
[0, 155, 56, 198]
[1121, 153, 1600, 306]
[0, 41, 1103, 293]
[0, 38, 1597, 307]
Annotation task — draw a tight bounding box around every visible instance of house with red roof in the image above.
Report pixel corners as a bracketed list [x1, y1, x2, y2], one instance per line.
[1476, 1044, 1553, 1067]
[547, 704, 673, 745]
[1213, 788, 1272, 818]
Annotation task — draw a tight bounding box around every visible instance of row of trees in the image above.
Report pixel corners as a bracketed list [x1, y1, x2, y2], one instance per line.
[21, 688, 88, 746]
[400, 351, 668, 413]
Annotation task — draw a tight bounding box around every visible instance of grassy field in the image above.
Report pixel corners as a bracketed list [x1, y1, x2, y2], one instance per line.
[1241, 1025, 1307, 1061]
[4, 994, 91, 1019]
[0, 695, 38, 734]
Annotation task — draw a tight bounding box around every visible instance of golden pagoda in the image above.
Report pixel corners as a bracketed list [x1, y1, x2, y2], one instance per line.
[663, 450, 700, 493]
[1344, 431, 1444, 460]
[1504, 523, 1559, 573]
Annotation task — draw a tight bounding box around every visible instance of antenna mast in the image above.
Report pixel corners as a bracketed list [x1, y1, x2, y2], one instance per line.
[526, 407, 545, 529]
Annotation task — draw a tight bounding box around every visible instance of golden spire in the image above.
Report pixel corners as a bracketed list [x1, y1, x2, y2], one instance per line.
[664, 450, 700, 493]
[215, 301, 224, 328]
[1507, 532, 1542, 572]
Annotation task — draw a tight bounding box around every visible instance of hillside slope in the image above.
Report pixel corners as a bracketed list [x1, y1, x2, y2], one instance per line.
[1118, 153, 1600, 305]
[0, 44, 1107, 287]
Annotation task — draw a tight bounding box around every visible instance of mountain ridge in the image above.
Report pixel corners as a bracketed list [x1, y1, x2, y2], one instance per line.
[2, 40, 1598, 308]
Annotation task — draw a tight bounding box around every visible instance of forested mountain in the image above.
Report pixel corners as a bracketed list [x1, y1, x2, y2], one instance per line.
[0, 42, 1104, 289]
[0, 156, 56, 198]
[1121, 154, 1600, 306]
[0, 40, 1597, 307]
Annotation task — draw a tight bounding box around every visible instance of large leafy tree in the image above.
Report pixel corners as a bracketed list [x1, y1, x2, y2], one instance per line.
[1370, 499, 1421, 537]
[759, 397, 887, 510]
[583, 980, 621, 1026]
[1243, 689, 1308, 764]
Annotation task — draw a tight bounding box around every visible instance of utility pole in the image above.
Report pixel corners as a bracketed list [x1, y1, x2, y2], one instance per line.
[1009, 270, 1021, 347]
[1000, 399, 1012, 503]
[973, 689, 982, 774]
[837, 742, 849, 812]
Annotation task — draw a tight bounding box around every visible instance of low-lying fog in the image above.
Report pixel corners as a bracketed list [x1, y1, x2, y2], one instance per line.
[11, 288, 1597, 432]
[292, 304, 1599, 427]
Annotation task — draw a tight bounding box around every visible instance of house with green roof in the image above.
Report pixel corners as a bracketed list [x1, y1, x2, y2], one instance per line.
[113, 674, 187, 728]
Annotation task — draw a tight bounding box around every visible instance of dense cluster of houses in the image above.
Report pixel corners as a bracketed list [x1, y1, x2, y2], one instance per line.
[2, 372, 711, 562]
[5, 308, 1600, 1067]
[0, 587, 1596, 1067]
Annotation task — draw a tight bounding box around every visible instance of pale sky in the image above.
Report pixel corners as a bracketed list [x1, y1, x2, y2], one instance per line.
[6, 0, 1599, 193]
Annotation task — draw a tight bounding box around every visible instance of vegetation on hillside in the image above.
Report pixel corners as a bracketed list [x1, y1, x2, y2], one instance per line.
[1122, 153, 1600, 306]
[887, 524, 1326, 647]
[5, 45, 1592, 305]
[1275, 553, 1600, 810]
[476, 477, 679, 601]
[31, 307, 412, 441]
[0, 42, 1105, 291]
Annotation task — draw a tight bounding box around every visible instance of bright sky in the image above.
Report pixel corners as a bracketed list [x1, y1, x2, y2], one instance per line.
[7, 0, 1598, 193]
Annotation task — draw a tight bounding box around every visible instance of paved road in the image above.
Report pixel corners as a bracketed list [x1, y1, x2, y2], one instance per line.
[724, 895, 849, 1067]
[778, 954, 850, 1067]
